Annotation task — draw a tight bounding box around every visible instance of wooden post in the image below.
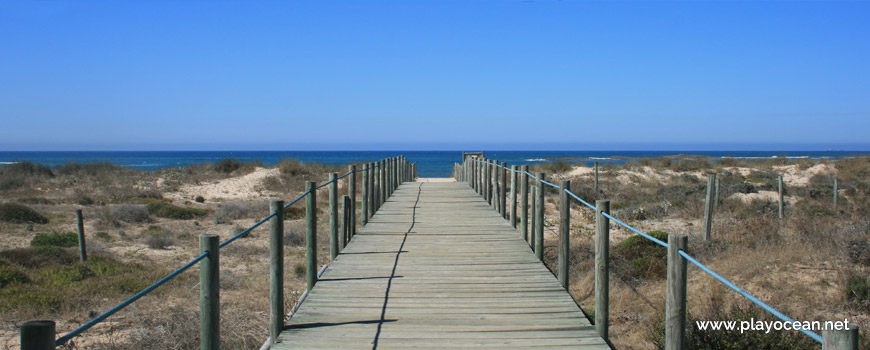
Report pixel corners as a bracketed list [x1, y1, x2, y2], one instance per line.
[375, 162, 381, 211]
[20, 320, 55, 350]
[530, 186, 537, 248]
[393, 157, 398, 191]
[777, 175, 785, 219]
[665, 234, 688, 350]
[535, 173, 545, 261]
[714, 176, 720, 211]
[349, 165, 357, 237]
[510, 165, 518, 228]
[305, 181, 318, 292]
[594, 162, 599, 193]
[500, 162, 508, 219]
[362, 164, 369, 226]
[521, 165, 530, 242]
[703, 174, 716, 241]
[485, 159, 492, 204]
[199, 234, 220, 350]
[558, 180, 570, 290]
[341, 195, 350, 249]
[492, 160, 499, 211]
[269, 200, 284, 343]
[328, 173, 339, 262]
[823, 323, 858, 350]
[75, 209, 86, 262]
[595, 200, 610, 341]
[834, 178, 839, 211]
[380, 160, 386, 206]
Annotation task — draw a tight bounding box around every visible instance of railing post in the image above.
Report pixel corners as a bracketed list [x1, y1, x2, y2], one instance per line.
[20, 320, 55, 350]
[500, 162, 508, 219]
[305, 181, 318, 292]
[594, 161, 599, 193]
[378, 159, 387, 208]
[665, 234, 688, 350]
[521, 165, 530, 242]
[75, 209, 86, 262]
[594, 200, 610, 341]
[342, 195, 350, 250]
[375, 161, 382, 211]
[269, 200, 284, 343]
[486, 159, 493, 204]
[362, 163, 369, 226]
[199, 234, 219, 350]
[823, 323, 858, 350]
[530, 185, 536, 248]
[328, 173, 339, 261]
[714, 176, 720, 212]
[703, 174, 715, 241]
[778, 175, 784, 219]
[558, 180, 570, 290]
[833, 178, 839, 211]
[492, 160, 499, 211]
[370, 162, 376, 216]
[349, 165, 357, 238]
[510, 165, 518, 228]
[535, 172, 545, 261]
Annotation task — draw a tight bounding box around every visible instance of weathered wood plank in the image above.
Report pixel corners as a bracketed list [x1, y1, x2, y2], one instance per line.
[274, 181, 608, 349]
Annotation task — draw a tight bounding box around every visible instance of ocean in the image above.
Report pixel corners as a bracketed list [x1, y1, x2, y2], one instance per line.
[1, 151, 867, 178]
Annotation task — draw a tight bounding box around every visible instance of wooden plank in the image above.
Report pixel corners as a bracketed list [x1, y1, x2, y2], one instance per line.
[274, 181, 608, 349]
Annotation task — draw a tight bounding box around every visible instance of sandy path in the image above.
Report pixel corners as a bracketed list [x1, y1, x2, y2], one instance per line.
[164, 167, 280, 201]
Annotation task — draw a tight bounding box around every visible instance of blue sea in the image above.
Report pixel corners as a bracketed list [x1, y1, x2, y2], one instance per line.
[1, 151, 868, 177]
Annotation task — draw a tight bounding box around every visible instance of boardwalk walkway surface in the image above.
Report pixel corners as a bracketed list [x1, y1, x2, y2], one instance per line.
[274, 181, 609, 349]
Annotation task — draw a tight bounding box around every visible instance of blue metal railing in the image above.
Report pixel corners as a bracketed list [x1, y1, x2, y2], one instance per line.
[468, 157, 823, 344]
[55, 167, 363, 346]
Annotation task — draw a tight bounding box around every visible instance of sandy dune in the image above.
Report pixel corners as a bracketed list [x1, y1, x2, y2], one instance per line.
[164, 167, 280, 201]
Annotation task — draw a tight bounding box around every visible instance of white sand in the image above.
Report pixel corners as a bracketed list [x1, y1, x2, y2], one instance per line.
[416, 177, 456, 183]
[164, 167, 280, 201]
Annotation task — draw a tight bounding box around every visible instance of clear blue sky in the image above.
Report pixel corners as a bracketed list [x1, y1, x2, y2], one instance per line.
[1, 1, 868, 151]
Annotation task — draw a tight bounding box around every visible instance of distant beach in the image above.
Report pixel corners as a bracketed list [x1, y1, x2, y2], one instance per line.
[1, 150, 868, 178]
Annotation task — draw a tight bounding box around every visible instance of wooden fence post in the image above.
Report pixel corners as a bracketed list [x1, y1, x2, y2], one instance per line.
[486, 159, 492, 204]
[20, 320, 55, 350]
[558, 180, 570, 290]
[535, 173, 545, 261]
[269, 200, 284, 343]
[665, 234, 688, 350]
[349, 165, 357, 238]
[342, 195, 351, 249]
[594, 161, 599, 193]
[305, 181, 318, 292]
[328, 173, 339, 261]
[714, 176, 720, 211]
[362, 164, 369, 226]
[703, 174, 716, 241]
[493, 160, 500, 212]
[777, 175, 785, 219]
[510, 165, 518, 228]
[530, 186, 537, 248]
[199, 234, 219, 350]
[595, 200, 610, 341]
[380, 160, 386, 206]
[500, 162, 508, 219]
[834, 178, 839, 211]
[823, 323, 858, 350]
[75, 209, 86, 262]
[521, 165, 530, 242]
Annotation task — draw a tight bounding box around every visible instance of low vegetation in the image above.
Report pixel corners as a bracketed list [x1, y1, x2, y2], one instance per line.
[30, 232, 79, 248]
[0, 203, 49, 224]
[146, 202, 207, 220]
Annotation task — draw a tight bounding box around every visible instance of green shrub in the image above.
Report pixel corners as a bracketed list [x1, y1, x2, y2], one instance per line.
[214, 158, 242, 173]
[294, 264, 306, 277]
[54, 162, 122, 177]
[76, 196, 95, 205]
[0, 246, 78, 268]
[195, 195, 205, 203]
[0, 161, 54, 190]
[613, 230, 669, 282]
[143, 225, 175, 249]
[146, 202, 206, 220]
[31, 232, 78, 247]
[112, 204, 151, 223]
[846, 274, 869, 303]
[0, 203, 49, 224]
[0, 267, 30, 287]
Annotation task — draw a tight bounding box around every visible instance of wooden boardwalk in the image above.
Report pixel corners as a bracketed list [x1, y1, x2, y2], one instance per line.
[274, 181, 609, 349]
